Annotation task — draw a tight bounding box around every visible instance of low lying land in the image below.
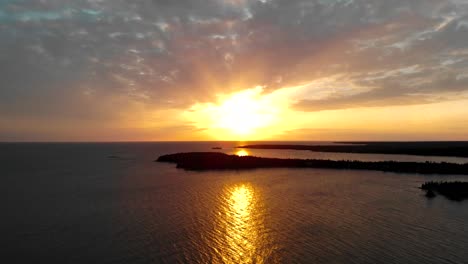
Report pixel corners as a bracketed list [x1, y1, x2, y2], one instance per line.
[157, 152, 468, 175]
[238, 142, 468, 157]
[421, 181, 468, 201]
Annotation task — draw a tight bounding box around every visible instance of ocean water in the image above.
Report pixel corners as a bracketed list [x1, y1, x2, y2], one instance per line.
[2, 142, 468, 263]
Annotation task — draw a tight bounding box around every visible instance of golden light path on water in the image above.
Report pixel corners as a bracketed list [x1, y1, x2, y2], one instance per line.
[211, 183, 276, 264]
[235, 149, 249, 156]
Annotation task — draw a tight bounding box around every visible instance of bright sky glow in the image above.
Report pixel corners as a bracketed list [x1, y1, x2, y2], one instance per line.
[2, 0, 468, 141]
[188, 86, 281, 139]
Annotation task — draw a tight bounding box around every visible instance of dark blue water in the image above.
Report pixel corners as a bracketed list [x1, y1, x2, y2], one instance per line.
[2, 142, 468, 263]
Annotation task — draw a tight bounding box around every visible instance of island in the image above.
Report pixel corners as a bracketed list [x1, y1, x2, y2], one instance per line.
[238, 142, 468, 157]
[156, 152, 468, 175]
[421, 181, 468, 201]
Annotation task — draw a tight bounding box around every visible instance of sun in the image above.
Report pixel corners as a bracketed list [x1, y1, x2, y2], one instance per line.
[188, 86, 280, 139]
[214, 87, 277, 135]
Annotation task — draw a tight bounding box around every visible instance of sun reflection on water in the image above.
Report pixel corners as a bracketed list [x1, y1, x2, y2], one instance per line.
[236, 149, 249, 156]
[212, 183, 275, 264]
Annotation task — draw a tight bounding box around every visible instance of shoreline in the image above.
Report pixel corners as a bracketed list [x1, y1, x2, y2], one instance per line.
[238, 142, 468, 158]
[157, 152, 468, 175]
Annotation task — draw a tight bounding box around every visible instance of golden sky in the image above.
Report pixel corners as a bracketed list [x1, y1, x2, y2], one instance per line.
[1, 0, 468, 141]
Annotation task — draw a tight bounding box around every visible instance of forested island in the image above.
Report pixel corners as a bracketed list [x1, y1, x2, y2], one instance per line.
[157, 152, 468, 175]
[238, 142, 468, 157]
[421, 181, 468, 201]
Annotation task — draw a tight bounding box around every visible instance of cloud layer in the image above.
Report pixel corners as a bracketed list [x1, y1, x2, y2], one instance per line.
[1, 0, 468, 139]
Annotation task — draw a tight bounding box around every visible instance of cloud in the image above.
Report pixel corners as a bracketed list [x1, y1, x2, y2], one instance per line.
[1, 0, 468, 139]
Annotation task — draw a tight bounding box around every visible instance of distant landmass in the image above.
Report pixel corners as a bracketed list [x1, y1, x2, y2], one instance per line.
[157, 152, 468, 175]
[421, 181, 468, 201]
[238, 142, 468, 157]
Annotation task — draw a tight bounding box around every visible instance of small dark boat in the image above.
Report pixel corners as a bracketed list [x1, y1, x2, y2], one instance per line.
[212, 147, 222, 150]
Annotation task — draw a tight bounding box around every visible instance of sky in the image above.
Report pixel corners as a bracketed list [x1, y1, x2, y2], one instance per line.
[1, 0, 468, 141]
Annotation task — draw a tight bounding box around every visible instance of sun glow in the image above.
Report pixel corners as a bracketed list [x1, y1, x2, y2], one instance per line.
[188, 86, 280, 139]
[236, 149, 249, 156]
[214, 87, 276, 135]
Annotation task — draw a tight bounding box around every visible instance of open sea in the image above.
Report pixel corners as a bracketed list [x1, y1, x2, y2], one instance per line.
[2, 142, 468, 263]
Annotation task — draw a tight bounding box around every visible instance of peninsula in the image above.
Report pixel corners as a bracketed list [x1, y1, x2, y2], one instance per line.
[156, 152, 468, 175]
[238, 141, 468, 157]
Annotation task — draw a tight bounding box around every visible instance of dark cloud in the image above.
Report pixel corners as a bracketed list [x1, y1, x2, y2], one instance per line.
[1, 0, 468, 126]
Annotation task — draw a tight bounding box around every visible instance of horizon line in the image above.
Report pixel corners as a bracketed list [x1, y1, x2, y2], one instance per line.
[2, 140, 468, 143]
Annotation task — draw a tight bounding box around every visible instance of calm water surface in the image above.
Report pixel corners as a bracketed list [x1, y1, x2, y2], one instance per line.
[2, 142, 468, 263]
